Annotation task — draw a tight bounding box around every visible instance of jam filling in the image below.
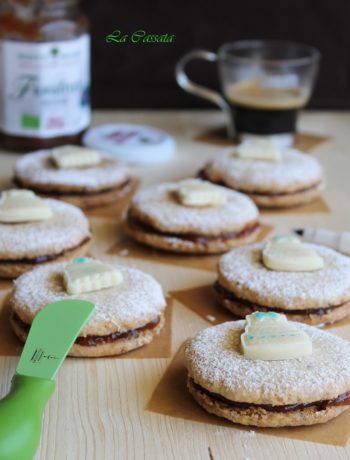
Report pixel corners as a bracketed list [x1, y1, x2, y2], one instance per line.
[12, 312, 161, 347]
[214, 282, 342, 316]
[14, 178, 131, 197]
[190, 379, 350, 413]
[0, 236, 91, 265]
[198, 169, 320, 197]
[128, 215, 260, 244]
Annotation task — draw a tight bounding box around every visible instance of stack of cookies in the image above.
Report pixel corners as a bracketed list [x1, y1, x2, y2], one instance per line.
[10, 257, 166, 357]
[200, 141, 324, 208]
[126, 178, 261, 254]
[1, 131, 350, 437]
[185, 312, 350, 427]
[1, 143, 170, 357]
[0, 189, 91, 278]
[14, 145, 133, 209]
[214, 235, 350, 325]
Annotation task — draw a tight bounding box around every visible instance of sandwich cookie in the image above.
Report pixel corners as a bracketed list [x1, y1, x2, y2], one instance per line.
[214, 236, 350, 325]
[126, 179, 260, 254]
[10, 257, 167, 357]
[185, 314, 350, 427]
[14, 145, 133, 209]
[0, 189, 90, 278]
[200, 142, 324, 208]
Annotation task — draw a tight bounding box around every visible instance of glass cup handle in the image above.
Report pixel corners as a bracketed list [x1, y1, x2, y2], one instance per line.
[175, 50, 235, 138]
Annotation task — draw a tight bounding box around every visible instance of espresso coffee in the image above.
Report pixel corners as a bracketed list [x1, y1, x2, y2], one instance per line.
[225, 79, 308, 135]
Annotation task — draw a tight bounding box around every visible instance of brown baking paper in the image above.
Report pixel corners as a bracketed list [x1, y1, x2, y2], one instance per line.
[108, 224, 273, 272]
[194, 127, 331, 152]
[0, 293, 23, 356]
[0, 280, 12, 292]
[260, 197, 330, 215]
[171, 284, 232, 325]
[147, 343, 350, 446]
[0, 293, 174, 359]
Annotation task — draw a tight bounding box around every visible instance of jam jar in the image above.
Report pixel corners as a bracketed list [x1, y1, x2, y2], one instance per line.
[0, 0, 90, 151]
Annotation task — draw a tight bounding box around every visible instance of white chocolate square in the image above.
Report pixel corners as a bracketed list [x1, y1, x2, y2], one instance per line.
[175, 179, 227, 207]
[63, 257, 123, 294]
[0, 189, 53, 223]
[246, 310, 287, 327]
[262, 235, 324, 272]
[241, 312, 312, 361]
[235, 140, 282, 162]
[52, 145, 101, 169]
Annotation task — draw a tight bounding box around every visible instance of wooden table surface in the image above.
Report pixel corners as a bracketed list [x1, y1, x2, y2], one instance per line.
[1, 110, 350, 460]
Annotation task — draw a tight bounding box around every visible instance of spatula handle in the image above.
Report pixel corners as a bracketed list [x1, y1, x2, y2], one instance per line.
[0, 373, 55, 460]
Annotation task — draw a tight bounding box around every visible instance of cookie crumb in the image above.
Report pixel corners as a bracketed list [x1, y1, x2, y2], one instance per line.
[240, 431, 256, 438]
[119, 249, 129, 256]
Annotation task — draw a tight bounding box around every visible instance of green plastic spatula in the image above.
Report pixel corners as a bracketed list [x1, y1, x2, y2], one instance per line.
[0, 299, 95, 460]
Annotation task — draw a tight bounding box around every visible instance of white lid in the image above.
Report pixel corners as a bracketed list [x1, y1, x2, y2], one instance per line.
[83, 123, 176, 165]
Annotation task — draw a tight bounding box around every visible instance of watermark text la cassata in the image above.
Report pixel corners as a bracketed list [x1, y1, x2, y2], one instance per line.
[106, 29, 175, 44]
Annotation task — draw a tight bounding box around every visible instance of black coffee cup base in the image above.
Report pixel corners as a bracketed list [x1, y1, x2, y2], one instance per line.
[230, 105, 298, 136]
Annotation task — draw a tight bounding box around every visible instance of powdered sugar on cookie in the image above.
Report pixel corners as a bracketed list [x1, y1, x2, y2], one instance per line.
[218, 243, 350, 309]
[130, 182, 259, 235]
[12, 262, 166, 335]
[204, 148, 323, 193]
[0, 199, 90, 259]
[15, 150, 129, 192]
[185, 321, 350, 405]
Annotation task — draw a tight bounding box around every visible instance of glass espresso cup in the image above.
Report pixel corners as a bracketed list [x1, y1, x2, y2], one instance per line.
[176, 40, 320, 146]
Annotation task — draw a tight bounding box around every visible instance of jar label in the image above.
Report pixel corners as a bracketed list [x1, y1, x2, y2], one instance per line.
[0, 34, 90, 138]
